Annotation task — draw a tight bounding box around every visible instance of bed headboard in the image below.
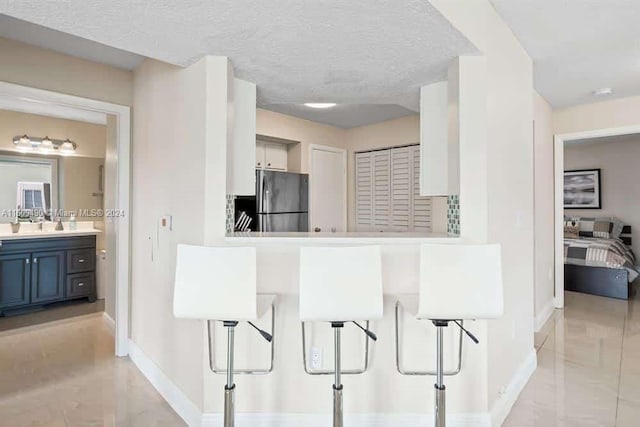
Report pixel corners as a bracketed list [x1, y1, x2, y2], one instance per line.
[621, 225, 632, 247]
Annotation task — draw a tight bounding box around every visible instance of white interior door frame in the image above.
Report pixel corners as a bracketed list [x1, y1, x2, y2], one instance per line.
[554, 124, 640, 309]
[0, 81, 131, 356]
[308, 144, 347, 232]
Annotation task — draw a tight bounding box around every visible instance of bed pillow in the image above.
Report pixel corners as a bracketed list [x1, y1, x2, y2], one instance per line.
[572, 217, 617, 239]
[564, 225, 579, 238]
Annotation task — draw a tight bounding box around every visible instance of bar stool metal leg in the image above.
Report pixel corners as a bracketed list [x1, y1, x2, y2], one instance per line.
[433, 320, 448, 427]
[224, 321, 238, 427]
[332, 322, 344, 427]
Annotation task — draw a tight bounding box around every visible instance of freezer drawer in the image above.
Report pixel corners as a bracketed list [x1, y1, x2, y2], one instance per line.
[258, 213, 309, 232]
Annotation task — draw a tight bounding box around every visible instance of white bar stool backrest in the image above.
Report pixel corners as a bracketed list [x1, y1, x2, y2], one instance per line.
[417, 244, 504, 321]
[173, 244, 257, 321]
[299, 245, 383, 322]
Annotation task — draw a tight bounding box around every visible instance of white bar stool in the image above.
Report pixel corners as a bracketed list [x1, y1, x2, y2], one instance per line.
[173, 244, 274, 427]
[299, 245, 383, 427]
[418, 244, 503, 427]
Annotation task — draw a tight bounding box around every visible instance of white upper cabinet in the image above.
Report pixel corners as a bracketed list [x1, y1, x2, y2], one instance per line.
[255, 141, 266, 169]
[265, 142, 287, 171]
[228, 78, 257, 195]
[256, 140, 287, 171]
[419, 80, 449, 196]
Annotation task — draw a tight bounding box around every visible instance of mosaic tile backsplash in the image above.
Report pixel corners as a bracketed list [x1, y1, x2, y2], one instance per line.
[447, 195, 460, 235]
[226, 195, 235, 234]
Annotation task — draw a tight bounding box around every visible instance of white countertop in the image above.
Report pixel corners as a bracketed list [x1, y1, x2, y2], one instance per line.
[0, 221, 102, 240]
[225, 231, 460, 245]
[0, 229, 102, 240]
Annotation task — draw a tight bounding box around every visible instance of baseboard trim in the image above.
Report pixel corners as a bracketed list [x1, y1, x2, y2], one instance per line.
[534, 299, 555, 332]
[102, 312, 115, 334]
[128, 340, 202, 427]
[202, 412, 490, 427]
[489, 349, 537, 427]
[128, 341, 534, 427]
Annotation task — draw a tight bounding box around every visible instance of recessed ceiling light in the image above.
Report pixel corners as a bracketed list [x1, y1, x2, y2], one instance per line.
[304, 103, 337, 109]
[593, 87, 613, 97]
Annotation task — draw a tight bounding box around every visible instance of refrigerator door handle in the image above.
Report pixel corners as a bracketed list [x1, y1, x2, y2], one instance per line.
[265, 190, 270, 214]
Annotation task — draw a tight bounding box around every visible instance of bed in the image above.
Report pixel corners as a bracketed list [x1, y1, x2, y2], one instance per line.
[564, 222, 638, 300]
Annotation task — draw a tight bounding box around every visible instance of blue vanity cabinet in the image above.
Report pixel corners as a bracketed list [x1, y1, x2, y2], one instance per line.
[30, 250, 65, 304]
[0, 254, 31, 309]
[0, 236, 96, 315]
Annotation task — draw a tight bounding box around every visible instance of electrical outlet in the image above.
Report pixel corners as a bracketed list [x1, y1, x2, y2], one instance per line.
[311, 347, 322, 370]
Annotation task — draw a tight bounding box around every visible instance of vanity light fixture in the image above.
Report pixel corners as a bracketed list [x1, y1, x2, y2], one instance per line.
[39, 136, 54, 153]
[59, 139, 76, 155]
[15, 135, 32, 151]
[12, 135, 78, 155]
[304, 103, 337, 109]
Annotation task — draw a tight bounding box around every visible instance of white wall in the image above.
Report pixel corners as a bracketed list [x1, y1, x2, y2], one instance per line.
[533, 92, 555, 328]
[0, 109, 107, 158]
[0, 37, 132, 106]
[132, 57, 219, 411]
[565, 139, 640, 254]
[59, 157, 104, 220]
[431, 0, 535, 422]
[554, 95, 640, 135]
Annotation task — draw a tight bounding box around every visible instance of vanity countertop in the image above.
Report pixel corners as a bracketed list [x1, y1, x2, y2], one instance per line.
[0, 229, 102, 240]
[0, 221, 102, 241]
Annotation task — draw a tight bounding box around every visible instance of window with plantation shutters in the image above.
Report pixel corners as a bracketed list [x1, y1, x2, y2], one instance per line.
[355, 144, 432, 232]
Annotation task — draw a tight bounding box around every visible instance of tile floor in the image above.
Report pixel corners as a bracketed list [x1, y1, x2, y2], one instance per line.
[0, 299, 105, 332]
[505, 290, 640, 426]
[1, 290, 638, 426]
[0, 313, 185, 426]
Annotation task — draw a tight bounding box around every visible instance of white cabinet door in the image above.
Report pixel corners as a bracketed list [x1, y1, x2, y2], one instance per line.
[228, 78, 256, 195]
[372, 150, 390, 229]
[390, 147, 411, 231]
[411, 145, 433, 231]
[264, 142, 287, 171]
[310, 146, 346, 232]
[256, 141, 266, 169]
[355, 152, 373, 231]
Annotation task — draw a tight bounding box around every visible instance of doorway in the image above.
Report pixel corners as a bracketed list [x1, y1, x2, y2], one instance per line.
[0, 81, 131, 356]
[553, 124, 640, 308]
[309, 144, 347, 233]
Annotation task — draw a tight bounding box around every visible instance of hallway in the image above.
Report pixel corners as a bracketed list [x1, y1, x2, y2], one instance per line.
[0, 313, 184, 426]
[505, 290, 640, 426]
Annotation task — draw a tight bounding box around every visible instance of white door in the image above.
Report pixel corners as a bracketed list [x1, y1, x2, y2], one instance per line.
[310, 145, 346, 233]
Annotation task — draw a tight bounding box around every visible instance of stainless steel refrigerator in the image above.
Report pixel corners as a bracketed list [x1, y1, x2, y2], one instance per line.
[256, 170, 309, 232]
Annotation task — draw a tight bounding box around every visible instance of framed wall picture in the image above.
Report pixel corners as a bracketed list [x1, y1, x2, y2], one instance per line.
[564, 169, 601, 209]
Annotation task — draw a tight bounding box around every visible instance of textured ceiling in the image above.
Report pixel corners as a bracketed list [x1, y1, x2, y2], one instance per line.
[0, 0, 478, 118]
[490, 0, 640, 108]
[0, 97, 107, 125]
[0, 14, 143, 70]
[265, 104, 416, 129]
